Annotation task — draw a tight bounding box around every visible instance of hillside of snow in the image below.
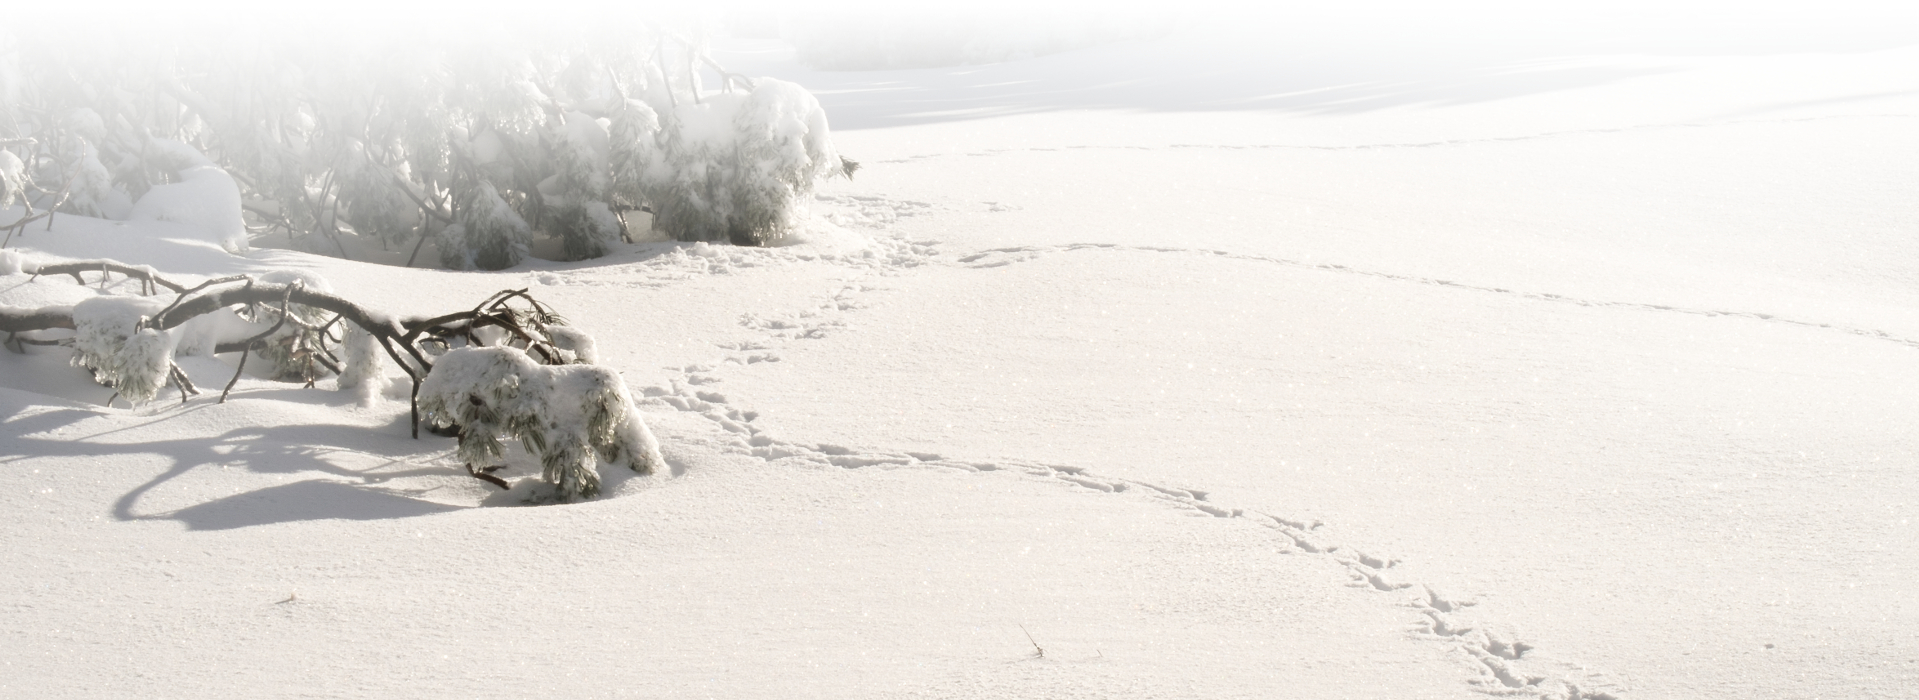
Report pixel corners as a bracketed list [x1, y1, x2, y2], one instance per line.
[3, 5, 1917, 699]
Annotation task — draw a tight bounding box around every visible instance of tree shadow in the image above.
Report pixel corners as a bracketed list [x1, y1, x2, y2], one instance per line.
[0, 407, 470, 530]
[168, 479, 463, 530]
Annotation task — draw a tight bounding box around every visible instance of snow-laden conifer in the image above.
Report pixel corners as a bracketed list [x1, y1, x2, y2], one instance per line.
[71, 296, 174, 404]
[542, 113, 623, 260]
[50, 109, 132, 219]
[335, 142, 419, 248]
[443, 178, 532, 271]
[3, 28, 849, 263]
[253, 269, 334, 381]
[607, 98, 662, 217]
[418, 346, 664, 501]
[642, 78, 841, 246]
[5, 254, 668, 501]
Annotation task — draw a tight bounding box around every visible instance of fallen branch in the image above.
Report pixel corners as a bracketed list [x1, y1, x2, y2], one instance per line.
[0, 257, 587, 442]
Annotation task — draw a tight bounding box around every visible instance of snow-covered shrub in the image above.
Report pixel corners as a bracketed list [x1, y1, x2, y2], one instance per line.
[3, 25, 845, 264]
[5, 257, 665, 502]
[546, 200, 624, 261]
[543, 113, 623, 260]
[49, 109, 133, 220]
[644, 79, 841, 246]
[58, 139, 132, 220]
[253, 269, 334, 381]
[418, 346, 665, 501]
[443, 179, 533, 271]
[545, 324, 598, 363]
[607, 98, 662, 216]
[334, 142, 420, 249]
[71, 296, 174, 404]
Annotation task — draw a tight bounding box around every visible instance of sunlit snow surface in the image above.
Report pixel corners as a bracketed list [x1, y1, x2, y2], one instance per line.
[4, 4, 1919, 699]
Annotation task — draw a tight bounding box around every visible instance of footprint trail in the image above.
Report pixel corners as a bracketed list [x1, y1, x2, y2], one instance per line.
[629, 229, 1629, 699]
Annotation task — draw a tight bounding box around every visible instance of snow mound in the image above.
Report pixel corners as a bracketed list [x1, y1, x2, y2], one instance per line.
[127, 140, 248, 253]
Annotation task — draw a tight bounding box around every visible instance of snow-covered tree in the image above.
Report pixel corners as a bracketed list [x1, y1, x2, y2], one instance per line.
[444, 175, 534, 271]
[642, 82, 838, 245]
[1, 23, 849, 266]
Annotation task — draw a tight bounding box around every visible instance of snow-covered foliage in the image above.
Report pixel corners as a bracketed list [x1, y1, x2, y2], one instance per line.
[608, 99, 662, 217]
[544, 113, 623, 260]
[334, 142, 419, 249]
[546, 324, 599, 364]
[444, 179, 533, 271]
[643, 79, 841, 246]
[0, 149, 22, 212]
[252, 269, 334, 381]
[70, 296, 173, 404]
[418, 346, 664, 502]
[0, 22, 843, 268]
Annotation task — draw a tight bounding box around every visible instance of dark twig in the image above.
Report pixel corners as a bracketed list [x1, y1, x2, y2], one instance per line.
[169, 364, 200, 404]
[467, 462, 510, 490]
[1019, 624, 1044, 659]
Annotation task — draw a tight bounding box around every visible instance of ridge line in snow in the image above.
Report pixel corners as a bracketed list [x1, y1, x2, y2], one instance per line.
[872, 112, 1918, 162]
[957, 242, 1919, 352]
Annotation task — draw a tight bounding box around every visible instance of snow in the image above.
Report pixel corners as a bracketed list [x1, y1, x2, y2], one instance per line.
[126, 140, 250, 253]
[69, 295, 172, 403]
[4, 4, 1919, 699]
[335, 323, 390, 405]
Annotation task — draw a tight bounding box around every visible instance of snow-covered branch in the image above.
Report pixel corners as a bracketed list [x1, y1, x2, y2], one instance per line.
[0, 256, 658, 501]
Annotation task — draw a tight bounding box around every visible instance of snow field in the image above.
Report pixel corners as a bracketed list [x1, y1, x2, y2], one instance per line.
[4, 6, 1919, 699]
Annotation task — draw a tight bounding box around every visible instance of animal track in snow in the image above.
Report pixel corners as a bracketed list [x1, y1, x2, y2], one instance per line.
[815, 193, 937, 230]
[639, 358, 1625, 699]
[523, 228, 936, 295]
[620, 226, 1628, 700]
